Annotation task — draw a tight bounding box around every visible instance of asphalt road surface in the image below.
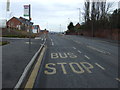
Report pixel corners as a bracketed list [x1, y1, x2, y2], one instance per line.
[34, 34, 119, 88]
[2, 34, 46, 88]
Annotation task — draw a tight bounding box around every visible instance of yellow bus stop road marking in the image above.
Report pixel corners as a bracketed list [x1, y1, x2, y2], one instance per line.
[24, 46, 46, 88]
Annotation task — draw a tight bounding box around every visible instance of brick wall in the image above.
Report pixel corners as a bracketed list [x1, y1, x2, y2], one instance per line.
[7, 17, 22, 29]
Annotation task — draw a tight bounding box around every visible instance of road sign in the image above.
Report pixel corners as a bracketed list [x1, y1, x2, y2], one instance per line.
[24, 5, 29, 16]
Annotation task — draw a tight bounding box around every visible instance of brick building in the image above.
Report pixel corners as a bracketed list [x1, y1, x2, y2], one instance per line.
[32, 25, 41, 33]
[7, 17, 33, 31]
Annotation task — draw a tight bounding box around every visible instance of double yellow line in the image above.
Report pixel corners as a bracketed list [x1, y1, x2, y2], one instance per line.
[24, 46, 46, 88]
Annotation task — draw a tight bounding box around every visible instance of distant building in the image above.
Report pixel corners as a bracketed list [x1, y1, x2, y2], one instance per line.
[32, 25, 40, 33]
[6, 17, 33, 32]
[40, 29, 49, 34]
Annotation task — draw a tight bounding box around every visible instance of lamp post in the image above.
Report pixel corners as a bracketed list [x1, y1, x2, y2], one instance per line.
[60, 24, 61, 33]
[77, 8, 81, 24]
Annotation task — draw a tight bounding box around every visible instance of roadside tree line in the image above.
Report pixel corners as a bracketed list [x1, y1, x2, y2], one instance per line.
[66, 0, 120, 37]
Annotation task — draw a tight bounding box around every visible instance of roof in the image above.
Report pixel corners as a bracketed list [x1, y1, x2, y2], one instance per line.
[19, 17, 33, 26]
[9, 17, 33, 26]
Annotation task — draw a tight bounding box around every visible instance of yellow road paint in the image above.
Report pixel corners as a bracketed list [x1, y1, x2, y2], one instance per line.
[51, 52, 77, 59]
[67, 53, 77, 58]
[59, 53, 68, 58]
[24, 46, 46, 88]
[51, 53, 59, 59]
[80, 62, 94, 73]
[57, 62, 67, 74]
[44, 62, 96, 75]
[95, 63, 105, 70]
[44, 63, 56, 75]
[69, 62, 84, 74]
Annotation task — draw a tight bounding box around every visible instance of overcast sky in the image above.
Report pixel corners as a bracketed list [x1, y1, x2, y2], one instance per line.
[0, 0, 119, 32]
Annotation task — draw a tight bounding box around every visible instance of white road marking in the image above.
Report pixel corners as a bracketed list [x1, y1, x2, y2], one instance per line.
[35, 37, 41, 39]
[75, 41, 81, 44]
[84, 55, 90, 59]
[95, 63, 105, 70]
[78, 50, 82, 53]
[116, 78, 120, 82]
[51, 39, 53, 42]
[87, 45, 111, 55]
[25, 42, 33, 44]
[52, 42, 54, 46]
[73, 47, 76, 49]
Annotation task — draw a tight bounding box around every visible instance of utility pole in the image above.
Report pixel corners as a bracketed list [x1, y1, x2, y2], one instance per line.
[77, 8, 81, 24]
[68, 18, 70, 25]
[29, 4, 31, 44]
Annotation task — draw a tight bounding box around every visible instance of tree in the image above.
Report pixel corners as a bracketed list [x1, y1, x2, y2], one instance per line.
[84, 0, 90, 23]
[67, 22, 75, 32]
[110, 9, 120, 29]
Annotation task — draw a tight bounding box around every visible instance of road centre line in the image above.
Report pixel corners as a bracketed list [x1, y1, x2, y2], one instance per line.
[116, 78, 120, 82]
[51, 39, 53, 41]
[35, 37, 41, 40]
[52, 41, 54, 46]
[84, 55, 90, 59]
[73, 47, 76, 49]
[78, 50, 82, 53]
[95, 63, 105, 70]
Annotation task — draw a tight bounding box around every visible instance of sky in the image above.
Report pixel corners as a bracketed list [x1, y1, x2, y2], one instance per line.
[0, 0, 119, 32]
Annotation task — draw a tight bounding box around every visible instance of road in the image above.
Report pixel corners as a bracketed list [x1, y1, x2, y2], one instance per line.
[32, 34, 119, 88]
[2, 34, 46, 88]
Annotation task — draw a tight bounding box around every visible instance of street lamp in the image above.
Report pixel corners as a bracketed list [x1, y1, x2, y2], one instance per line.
[77, 8, 81, 24]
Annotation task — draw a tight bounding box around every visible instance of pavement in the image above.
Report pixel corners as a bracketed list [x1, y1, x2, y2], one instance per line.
[32, 33, 119, 88]
[2, 34, 46, 88]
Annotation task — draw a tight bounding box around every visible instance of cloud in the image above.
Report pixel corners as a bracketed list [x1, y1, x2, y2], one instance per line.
[0, 0, 119, 32]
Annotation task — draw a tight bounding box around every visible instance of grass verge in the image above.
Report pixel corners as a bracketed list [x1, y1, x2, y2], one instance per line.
[0, 41, 10, 46]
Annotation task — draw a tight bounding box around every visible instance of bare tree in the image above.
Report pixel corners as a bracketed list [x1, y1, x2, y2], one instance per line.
[84, 0, 90, 23]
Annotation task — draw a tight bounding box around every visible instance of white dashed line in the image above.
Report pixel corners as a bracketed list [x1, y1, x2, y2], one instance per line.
[25, 42, 33, 44]
[73, 47, 76, 49]
[75, 41, 81, 44]
[52, 42, 54, 46]
[35, 37, 41, 39]
[87, 45, 111, 55]
[84, 55, 90, 59]
[51, 39, 53, 41]
[78, 50, 82, 53]
[95, 63, 105, 70]
[116, 78, 120, 82]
